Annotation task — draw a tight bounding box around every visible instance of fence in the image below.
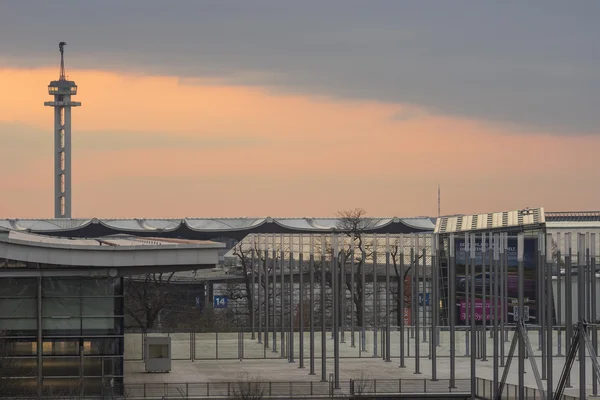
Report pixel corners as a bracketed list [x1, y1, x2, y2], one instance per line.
[7, 378, 586, 399]
[122, 378, 471, 398]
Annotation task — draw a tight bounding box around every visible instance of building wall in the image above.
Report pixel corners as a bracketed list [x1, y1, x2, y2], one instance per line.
[0, 275, 124, 397]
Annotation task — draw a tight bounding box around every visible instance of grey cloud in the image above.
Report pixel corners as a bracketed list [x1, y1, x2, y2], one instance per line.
[1, 1, 599, 134]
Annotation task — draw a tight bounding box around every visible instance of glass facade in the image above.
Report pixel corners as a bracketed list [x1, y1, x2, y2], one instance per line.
[0, 276, 124, 397]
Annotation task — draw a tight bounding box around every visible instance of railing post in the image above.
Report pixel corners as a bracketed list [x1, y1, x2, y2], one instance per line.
[399, 378, 402, 393]
[269, 381, 272, 396]
[310, 381, 313, 395]
[207, 382, 209, 397]
[227, 382, 230, 397]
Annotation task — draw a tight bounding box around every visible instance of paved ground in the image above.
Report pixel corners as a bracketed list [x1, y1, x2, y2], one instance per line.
[124, 329, 599, 398]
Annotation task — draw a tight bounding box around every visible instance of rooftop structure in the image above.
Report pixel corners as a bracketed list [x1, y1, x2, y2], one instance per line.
[43, 42, 81, 219]
[0, 216, 436, 241]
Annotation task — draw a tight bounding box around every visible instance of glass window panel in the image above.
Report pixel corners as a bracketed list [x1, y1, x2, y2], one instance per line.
[81, 298, 114, 316]
[42, 357, 81, 377]
[2, 339, 38, 356]
[3, 378, 37, 397]
[82, 317, 122, 335]
[82, 378, 103, 396]
[0, 317, 37, 332]
[43, 298, 80, 317]
[42, 317, 81, 333]
[84, 338, 123, 356]
[102, 356, 123, 377]
[42, 339, 81, 356]
[0, 298, 36, 318]
[4, 358, 37, 376]
[83, 357, 103, 376]
[43, 278, 81, 297]
[80, 279, 115, 296]
[0, 277, 37, 297]
[42, 377, 81, 396]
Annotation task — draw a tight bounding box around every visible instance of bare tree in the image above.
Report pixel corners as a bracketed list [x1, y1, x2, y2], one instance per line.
[335, 208, 375, 327]
[227, 240, 282, 328]
[125, 272, 175, 331]
[230, 373, 265, 400]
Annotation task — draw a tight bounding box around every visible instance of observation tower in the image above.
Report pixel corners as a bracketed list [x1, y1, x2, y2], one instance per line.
[44, 42, 81, 218]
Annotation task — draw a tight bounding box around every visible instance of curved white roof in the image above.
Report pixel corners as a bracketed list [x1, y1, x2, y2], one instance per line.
[0, 217, 434, 233]
[0, 230, 224, 268]
[185, 218, 266, 231]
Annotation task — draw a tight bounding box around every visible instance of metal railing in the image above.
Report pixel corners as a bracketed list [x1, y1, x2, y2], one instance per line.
[121, 378, 470, 398]
[474, 377, 580, 400]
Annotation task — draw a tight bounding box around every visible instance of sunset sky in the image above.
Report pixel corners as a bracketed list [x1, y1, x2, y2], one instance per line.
[1, 1, 599, 219]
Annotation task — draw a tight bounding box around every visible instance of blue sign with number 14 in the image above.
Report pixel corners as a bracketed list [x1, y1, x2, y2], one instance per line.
[213, 295, 228, 309]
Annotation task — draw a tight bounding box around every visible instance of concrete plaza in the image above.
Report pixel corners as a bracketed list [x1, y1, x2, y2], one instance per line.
[124, 329, 599, 398]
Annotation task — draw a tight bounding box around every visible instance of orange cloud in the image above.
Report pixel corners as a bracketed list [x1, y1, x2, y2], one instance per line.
[1, 67, 599, 218]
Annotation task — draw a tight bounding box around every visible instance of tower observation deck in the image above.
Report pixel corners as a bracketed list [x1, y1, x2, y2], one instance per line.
[44, 42, 81, 218]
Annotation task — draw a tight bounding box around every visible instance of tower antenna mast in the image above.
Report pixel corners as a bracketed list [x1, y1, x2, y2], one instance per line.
[59, 41, 67, 80]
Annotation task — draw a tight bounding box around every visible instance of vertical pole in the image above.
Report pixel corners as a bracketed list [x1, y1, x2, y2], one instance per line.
[449, 234, 456, 388]
[309, 235, 316, 375]
[281, 233, 285, 357]
[258, 234, 263, 344]
[431, 234, 438, 379]
[333, 234, 340, 389]
[556, 232, 562, 356]
[372, 234, 378, 357]
[414, 234, 421, 374]
[470, 233, 477, 400]
[321, 234, 327, 382]
[539, 232, 546, 379]
[272, 235, 277, 353]
[517, 233, 525, 400]
[481, 233, 487, 362]
[37, 276, 43, 398]
[499, 233, 505, 366]
[421, 236, 427, 344]
[341, 234, 346, 344]
[299, 235, 305, 368]
[361, 243, 366, 352]
[565, 233, 572, 388]
[578, 233, 586, 400]
[592, 233, 598, 396]
[350, 233, 356, 348]
[400, 233, 406, 368]
[492, 233, 499, 398]
[465, 234, 470, 357]
[251, 237, 256, 340]
[385, 233, 391, 362]
[545, 233, 554, 400]
[265, 240, 270, 351]
[289, 234, 295, 363]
